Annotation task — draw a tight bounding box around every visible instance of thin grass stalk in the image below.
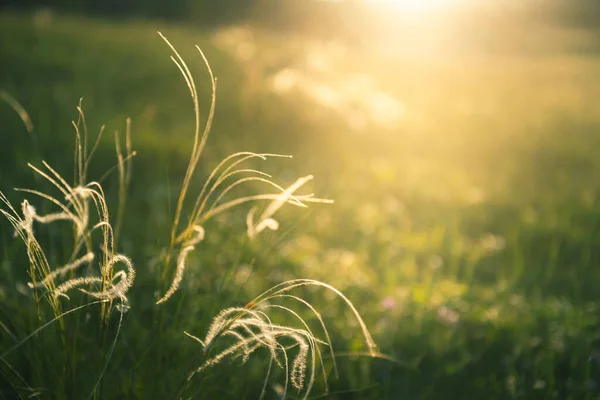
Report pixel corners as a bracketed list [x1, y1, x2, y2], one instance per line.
[157, 33, 216, 287]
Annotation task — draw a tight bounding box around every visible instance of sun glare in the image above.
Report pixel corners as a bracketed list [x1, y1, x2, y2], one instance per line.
[365, 0, 462, 12]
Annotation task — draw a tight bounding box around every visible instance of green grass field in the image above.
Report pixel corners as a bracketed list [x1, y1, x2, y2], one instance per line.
[1, 9, 600, 399]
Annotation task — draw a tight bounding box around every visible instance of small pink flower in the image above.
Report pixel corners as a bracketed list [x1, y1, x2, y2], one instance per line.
[382, 296, 396, 310]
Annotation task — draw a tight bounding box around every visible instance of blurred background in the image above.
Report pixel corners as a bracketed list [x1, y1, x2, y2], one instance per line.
[2, 0, 600, 398]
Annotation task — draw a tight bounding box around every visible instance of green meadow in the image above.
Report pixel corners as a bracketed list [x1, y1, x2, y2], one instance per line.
[1, 8, 600, 399]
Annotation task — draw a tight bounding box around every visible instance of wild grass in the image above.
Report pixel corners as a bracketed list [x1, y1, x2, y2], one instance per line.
[0, 32, 374, 399]
[2, 11, 600, 400]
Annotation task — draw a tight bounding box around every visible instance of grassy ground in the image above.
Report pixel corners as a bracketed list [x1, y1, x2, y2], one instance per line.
[1, 9, 600, 399]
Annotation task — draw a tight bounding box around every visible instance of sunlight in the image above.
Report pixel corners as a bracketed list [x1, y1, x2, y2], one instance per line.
[364, 0, 463, 12]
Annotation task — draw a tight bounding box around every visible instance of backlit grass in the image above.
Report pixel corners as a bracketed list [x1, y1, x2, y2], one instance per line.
[1, 10, 600, 399]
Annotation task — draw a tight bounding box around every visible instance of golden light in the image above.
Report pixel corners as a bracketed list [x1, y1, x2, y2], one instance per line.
[363, 0, 463, 13]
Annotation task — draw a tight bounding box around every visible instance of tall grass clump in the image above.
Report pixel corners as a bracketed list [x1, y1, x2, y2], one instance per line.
[0, 33, 376, 398]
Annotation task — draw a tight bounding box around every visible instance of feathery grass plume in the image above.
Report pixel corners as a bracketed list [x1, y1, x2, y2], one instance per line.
[156, 225, 204, 304]
[183, 307, 323, 399]
[0, 105, 134, 398]
[1, 104, 136, 312]
[182, 277, 376, 398]
[246, 175, 326, 239]
[28, 252, 94, 289]
[155, 34, 332, 304]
